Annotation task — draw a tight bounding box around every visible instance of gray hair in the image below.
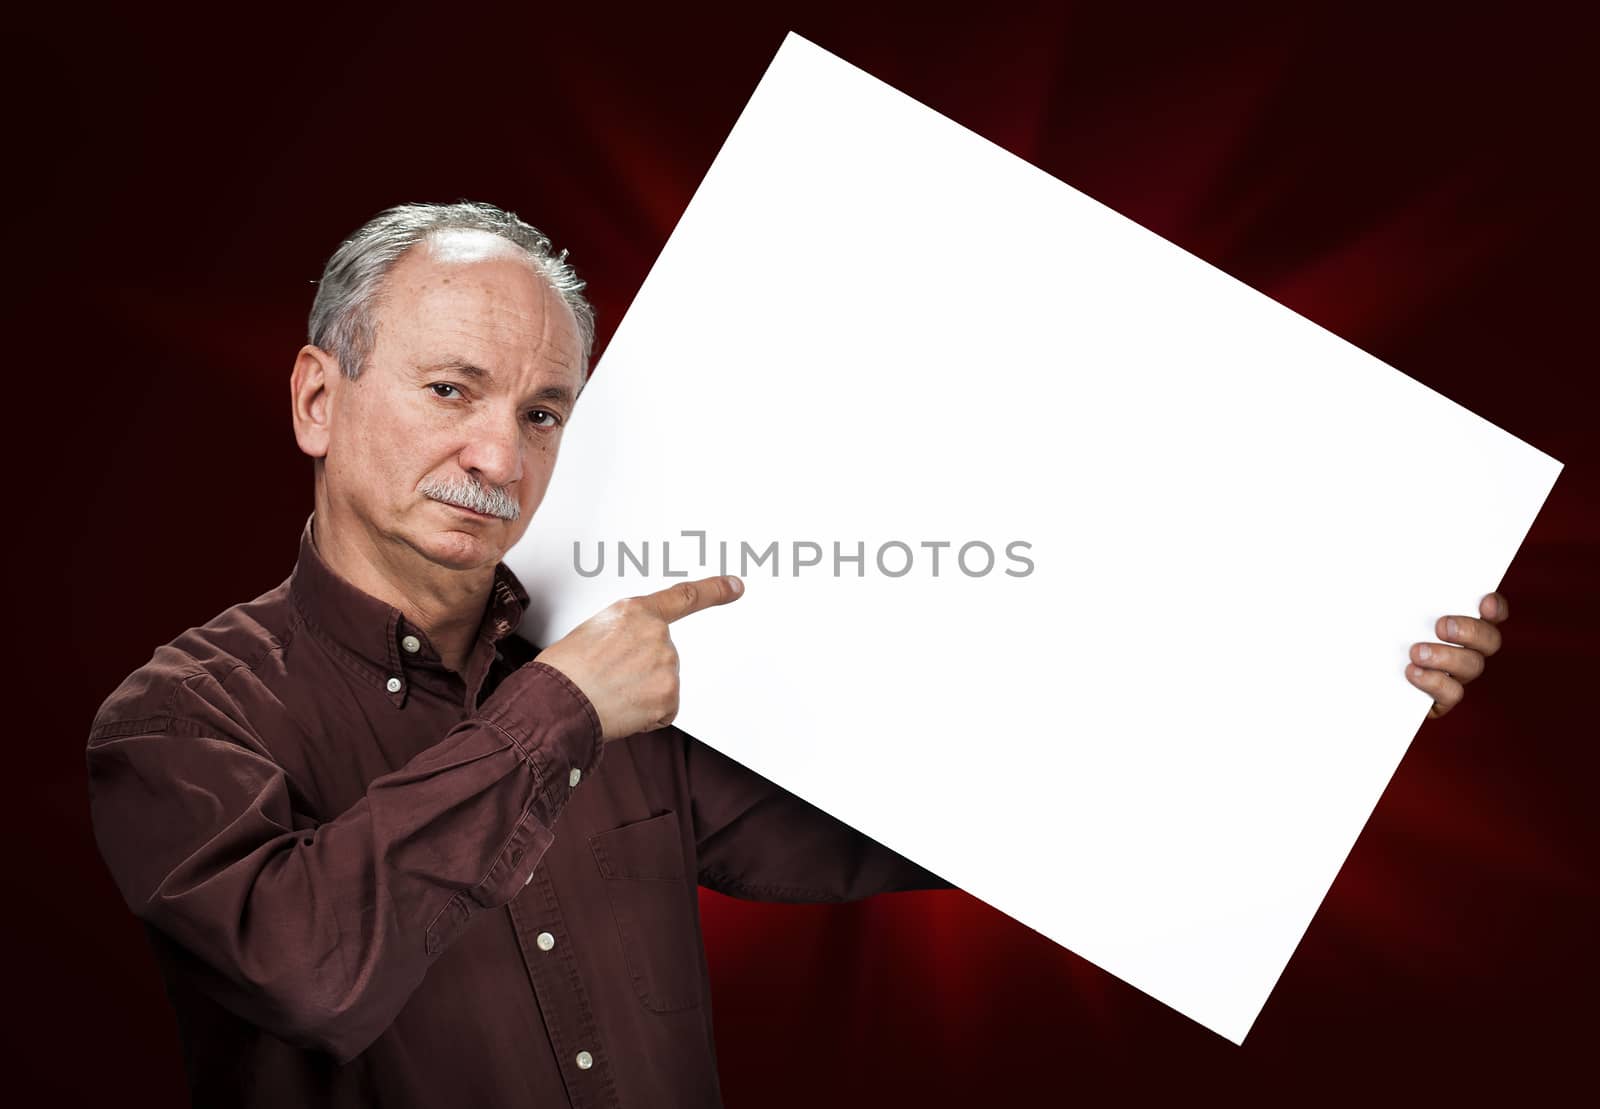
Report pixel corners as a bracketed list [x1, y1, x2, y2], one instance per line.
[308, 200, 596, 381]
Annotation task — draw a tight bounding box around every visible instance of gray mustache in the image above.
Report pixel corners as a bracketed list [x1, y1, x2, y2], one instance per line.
[418, 475, 521, 521]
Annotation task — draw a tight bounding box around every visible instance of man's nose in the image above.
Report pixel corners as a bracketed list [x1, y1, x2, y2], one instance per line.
[457, 408, 524, 488]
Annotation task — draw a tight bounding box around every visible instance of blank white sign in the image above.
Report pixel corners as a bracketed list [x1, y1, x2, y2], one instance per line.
[507, 32, 1563, 1043]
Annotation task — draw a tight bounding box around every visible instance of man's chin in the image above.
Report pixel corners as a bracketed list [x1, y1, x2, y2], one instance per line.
[411, 526, 512, 572]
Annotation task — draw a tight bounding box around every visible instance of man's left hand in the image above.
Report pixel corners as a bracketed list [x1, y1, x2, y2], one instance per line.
[1410, 592, 1509, 720]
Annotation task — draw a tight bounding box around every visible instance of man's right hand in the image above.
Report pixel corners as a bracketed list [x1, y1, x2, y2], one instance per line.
[534, 575, 745, 742]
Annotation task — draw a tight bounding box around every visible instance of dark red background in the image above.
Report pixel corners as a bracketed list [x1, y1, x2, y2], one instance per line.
[17, 1, 1596, 1103]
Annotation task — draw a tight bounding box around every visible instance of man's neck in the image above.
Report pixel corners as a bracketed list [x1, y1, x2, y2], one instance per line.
[310, 505, 490, 675]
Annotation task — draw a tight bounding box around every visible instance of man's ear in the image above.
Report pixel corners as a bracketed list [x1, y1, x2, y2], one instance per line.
[291, 345, 342, 459]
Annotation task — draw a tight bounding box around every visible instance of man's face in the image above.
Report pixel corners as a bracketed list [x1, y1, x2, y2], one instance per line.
[321, 229, 585, 573]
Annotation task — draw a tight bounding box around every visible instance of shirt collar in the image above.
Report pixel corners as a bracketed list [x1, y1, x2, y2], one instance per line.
[288, 513, 531, 705]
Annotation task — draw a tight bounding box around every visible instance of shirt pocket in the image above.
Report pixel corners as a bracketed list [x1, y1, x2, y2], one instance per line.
[588, 809, 704, 1013]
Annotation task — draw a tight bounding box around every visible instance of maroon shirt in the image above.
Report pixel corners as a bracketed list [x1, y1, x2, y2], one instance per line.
[87, 515, 945, 1107]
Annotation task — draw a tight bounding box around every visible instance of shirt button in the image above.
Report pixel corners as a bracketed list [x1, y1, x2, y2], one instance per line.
[385, 677, 402, 693]
[575, 1051, 593, 1071]
[400, 635, 421, 654]
[536, 931, 555, 951]
[524, 872, 535, 888]
[568, 767, 582, 788]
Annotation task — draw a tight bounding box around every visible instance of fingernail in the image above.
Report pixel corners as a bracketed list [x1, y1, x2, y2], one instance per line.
[728, 576, 743, 595]
[1417, 645, 1433, 662]
[1446, 618, 1460, 638]
[1410, 665, 1427, 679]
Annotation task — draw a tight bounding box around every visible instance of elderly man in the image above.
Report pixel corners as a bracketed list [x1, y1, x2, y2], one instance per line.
[87, 201, 1508, 1107]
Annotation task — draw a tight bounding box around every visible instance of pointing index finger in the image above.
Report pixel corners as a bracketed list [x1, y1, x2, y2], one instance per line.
[641, 575, 745, 623]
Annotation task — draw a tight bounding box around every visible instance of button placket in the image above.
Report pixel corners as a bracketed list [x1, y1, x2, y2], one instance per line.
[507, 871, 617, 1104]
[381, 610, 409, 707]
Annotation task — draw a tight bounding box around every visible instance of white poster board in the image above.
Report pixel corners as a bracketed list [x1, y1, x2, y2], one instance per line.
[507, 32, 1563, 1043]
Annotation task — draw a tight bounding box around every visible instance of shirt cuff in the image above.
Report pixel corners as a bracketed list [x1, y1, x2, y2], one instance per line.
[477, 659, 604, 814]
[435, 662, 604, 924]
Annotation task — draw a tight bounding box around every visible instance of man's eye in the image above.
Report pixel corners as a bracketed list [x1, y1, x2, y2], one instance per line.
[528, 410, 561, 428]
[429, 383, 461, 399]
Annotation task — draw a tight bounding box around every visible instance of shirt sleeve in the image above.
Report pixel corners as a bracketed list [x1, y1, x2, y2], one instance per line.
[681, 730, 954, 902]
[85, 659, 602, 1065]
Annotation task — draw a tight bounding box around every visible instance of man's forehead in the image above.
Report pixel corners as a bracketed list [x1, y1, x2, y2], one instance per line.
[392, 230, 546, 294]
[382, 234, 583, 375]
[424, 227, 527, 266]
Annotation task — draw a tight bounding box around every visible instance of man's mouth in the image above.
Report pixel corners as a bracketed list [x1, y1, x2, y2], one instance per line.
[436, 498, 500, 521]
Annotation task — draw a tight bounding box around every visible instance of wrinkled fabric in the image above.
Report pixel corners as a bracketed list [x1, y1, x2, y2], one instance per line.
[87, 515, 946, 1107]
